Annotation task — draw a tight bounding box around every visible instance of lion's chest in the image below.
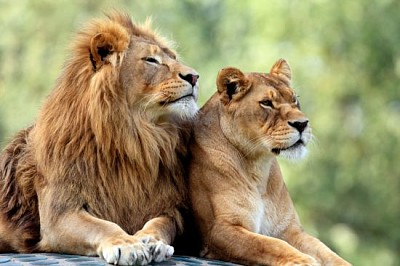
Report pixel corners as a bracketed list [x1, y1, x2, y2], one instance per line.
[89, 170, 185, 235]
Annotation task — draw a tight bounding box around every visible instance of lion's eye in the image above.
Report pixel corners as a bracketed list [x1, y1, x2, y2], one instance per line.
[142, 57, 160, 64]
[260, 100, 273, 109]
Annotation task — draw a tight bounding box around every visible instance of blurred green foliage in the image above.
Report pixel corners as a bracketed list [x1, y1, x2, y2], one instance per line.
[0, 0, 399, 265]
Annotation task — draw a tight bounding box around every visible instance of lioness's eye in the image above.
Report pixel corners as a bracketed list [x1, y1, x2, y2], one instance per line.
[260, 100, 273, 109]
[142, 57, 160, 64]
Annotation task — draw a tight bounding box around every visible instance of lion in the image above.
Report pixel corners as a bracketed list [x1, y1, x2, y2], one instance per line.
[0, 12, 199, 265]
[188, 59, 351, 266]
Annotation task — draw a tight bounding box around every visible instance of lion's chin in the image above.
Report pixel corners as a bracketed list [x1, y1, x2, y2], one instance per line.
[272, 141, 308, 160]
[167, 96, 199, 120]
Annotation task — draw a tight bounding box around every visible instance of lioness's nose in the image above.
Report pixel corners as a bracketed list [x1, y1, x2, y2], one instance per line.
[288, 120, 309, 133]
[179, 73, 199, 87]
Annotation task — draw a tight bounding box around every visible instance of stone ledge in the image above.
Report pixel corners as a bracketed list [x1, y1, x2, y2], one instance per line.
[0, 253, 239, 266]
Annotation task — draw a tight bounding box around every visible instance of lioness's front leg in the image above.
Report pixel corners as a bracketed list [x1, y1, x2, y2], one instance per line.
[282, 225, 352, 266]
[39, 210, 153, 265]
[206, 223, 319, 266]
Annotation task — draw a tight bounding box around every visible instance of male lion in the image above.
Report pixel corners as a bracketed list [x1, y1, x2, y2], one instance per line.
[188, 59, 351, 266]
[0, 12, 199, 265]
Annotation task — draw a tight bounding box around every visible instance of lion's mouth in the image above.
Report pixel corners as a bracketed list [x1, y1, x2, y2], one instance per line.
[272, 139, 304, 155]
[160, 94, 194, 105]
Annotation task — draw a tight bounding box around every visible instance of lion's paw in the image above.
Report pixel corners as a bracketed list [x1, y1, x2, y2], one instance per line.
[138, 236, 174, 263]
[98, 236, 151, 265]
[148, 240, 174, 262]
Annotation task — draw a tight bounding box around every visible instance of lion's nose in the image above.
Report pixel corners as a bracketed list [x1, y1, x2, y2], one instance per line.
[288, 120, 309, 133]
[179, 73, 199, 87]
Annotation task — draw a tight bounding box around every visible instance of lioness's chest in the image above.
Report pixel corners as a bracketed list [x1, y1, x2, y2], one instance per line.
[248, 168, 288, 237]
[254, 196, 289, 238]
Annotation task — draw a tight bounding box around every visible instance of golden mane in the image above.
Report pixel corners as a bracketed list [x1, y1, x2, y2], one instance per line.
[34, 12, 183, 190]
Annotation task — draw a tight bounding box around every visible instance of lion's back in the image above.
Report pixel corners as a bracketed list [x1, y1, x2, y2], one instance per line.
[0, 126, 41, 252]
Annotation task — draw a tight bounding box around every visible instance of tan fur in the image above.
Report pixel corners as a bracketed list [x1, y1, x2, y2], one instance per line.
[0, 12, 199, 265]
[189, 60, 351, 266]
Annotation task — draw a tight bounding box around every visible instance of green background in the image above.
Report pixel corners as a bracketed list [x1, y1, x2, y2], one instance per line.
[0, 1, 399, 265]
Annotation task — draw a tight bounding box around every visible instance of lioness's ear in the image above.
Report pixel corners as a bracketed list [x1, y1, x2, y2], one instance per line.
[217, 67, 251, 105]
[270, 59, 292, 86]
[89, 28, 129, 71]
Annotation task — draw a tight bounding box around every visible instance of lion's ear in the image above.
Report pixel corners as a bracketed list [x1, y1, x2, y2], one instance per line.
[270, 59, 292, 86]
[217, 67, 251, 105]
[89, 30, 128, 70]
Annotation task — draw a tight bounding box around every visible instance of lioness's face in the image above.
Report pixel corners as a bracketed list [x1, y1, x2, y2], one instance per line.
[217, 60, 312, 159]
[120, 36, 199, 120]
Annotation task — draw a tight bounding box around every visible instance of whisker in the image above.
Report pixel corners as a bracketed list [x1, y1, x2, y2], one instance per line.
[138, 93, 163, 112]
[242, 136, 272, 158]
[308, 134, 320, 152]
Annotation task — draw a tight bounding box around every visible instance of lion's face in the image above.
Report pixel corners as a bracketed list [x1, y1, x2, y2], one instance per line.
[119, 36, 199, 120]
[87, 15, 199, 123]
[217, 59, 312, 159]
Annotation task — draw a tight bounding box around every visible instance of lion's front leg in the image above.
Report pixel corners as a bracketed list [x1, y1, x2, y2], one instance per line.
[133, 216, 177, 263]
[38, 210, 152, 265]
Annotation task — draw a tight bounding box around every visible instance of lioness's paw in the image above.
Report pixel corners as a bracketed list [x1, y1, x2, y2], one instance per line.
[281, 254, 320, 266]
[325, 258, 352, 266]
[99, 236, 151, 265]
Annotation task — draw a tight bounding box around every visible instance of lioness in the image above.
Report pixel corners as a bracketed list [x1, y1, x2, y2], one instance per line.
[188, 59, 351, 266]
[0, 12, 199, 265]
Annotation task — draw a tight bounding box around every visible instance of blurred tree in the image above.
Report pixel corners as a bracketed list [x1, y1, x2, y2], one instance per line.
[0, 0, 399, 265]
[278, 2, 400, 265]
[0, 113, 4, 145]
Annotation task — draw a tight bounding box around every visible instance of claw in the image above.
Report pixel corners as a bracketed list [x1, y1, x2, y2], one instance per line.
[116, 247, 121, 265]
[140, 236, 151, 244]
